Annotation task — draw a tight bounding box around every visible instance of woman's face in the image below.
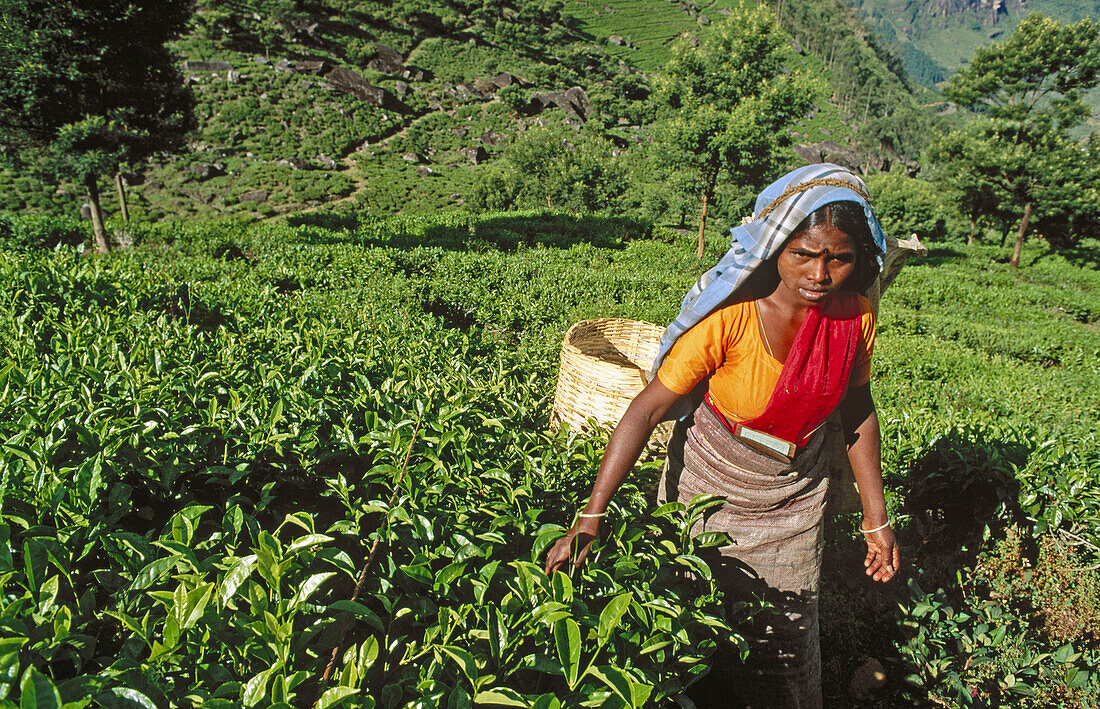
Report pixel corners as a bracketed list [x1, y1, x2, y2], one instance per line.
[774, 223, 857, 306]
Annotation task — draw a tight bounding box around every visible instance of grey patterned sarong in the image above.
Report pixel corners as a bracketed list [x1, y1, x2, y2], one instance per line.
[660, 400, 829, 709]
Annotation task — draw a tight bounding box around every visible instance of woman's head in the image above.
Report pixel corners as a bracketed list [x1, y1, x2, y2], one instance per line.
[751, 201, 878, 301]
[786, 200, 879, 293]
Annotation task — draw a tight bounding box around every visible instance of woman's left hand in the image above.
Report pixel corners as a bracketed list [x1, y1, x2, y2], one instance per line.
[863, 526, 900, 582]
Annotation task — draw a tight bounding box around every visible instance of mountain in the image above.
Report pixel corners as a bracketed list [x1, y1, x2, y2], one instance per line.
[845, 0, 1100, 85]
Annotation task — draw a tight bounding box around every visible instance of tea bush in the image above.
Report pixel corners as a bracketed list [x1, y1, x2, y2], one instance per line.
[1, 212, 1098, 706]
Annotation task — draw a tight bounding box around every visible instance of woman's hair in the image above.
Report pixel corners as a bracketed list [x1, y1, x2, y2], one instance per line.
[792, 201, 879, 293]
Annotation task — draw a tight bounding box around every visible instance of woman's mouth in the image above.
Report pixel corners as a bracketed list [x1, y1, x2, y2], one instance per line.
[799, 288, 830, 301]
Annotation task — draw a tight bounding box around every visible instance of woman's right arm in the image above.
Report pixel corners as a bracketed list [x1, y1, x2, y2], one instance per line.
[543, 378, 685, 575]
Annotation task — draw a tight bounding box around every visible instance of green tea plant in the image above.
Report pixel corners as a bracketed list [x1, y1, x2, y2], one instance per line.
[1, 213, 1098, 706]
[0, 232, 741, 707]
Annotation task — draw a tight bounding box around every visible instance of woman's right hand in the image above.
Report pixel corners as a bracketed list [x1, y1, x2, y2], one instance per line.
[544, 522, 598, 575]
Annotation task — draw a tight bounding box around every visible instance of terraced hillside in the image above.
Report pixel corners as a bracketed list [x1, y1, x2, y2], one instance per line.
[0, 0, 936, 230]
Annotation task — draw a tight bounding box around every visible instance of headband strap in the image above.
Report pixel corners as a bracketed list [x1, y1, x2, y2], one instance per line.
[756, 177, 872, 221]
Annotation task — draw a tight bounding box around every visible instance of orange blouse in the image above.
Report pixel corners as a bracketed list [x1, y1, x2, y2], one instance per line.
[656, 292, 875, 422]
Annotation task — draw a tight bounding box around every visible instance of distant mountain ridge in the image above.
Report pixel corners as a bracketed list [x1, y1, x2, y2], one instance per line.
[846, 0, 1100, 85]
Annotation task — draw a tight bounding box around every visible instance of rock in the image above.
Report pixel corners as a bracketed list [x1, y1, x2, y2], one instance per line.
[698, 14, 710, 25]
[849, 657, 887, 701]
[402, 152, 429, 164]
[416, 166, 434, 177]
[452, 127, 468, 138]
[239, 190, 268, 203]
[367, 58, 397, 74]
[401, 67, 433, 81]
[301, 81, 314, 90]
[450, 193, 463, 201]
[530, 86, 591, 122]
[374, 44, 403, 67]
[253, 56, 270, 65]
[460, 146, 489, 164]
[274, 59, 293, 72]
[278, 157, 308, 170]
[608, 34, 625, 46]
[227, 70, 242, 83]
[793, 144, 822, 164]
[480, 129, 505, 146]
[317, 155, 338, 170]
[294, 60, 329, 75]
[190, 163, 224, 181]
[490, 72, 528, 89]
[325, 67, 410, 112]
[792, 37, 804, 54]
[455, 82, 488, 100]
[394, 80, 410, 95]
[295, 22, 320, 42]
[817, 140, 861, 171]
[181, 60, 233, 72]
[473, 79, 497, 95]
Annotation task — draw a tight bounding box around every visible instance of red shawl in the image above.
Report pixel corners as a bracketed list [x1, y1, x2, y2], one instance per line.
[706, 294, 862, 451]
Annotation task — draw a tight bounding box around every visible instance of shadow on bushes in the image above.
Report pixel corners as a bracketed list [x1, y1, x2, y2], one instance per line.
[0, 212, 88, 251]
[293, 212, 653, 251]
[919, 244, 967, 267]
[285, 212, 361, 231]
[903, 426, 1031, 564]
[818, 425, 1035, 706]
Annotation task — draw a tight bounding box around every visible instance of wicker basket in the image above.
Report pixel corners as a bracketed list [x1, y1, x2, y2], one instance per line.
[552, 318, 673, 453]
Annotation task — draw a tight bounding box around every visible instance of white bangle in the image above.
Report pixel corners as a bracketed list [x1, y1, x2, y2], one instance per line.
[859, 520, 891, 534]
[576, 512, 605, 519]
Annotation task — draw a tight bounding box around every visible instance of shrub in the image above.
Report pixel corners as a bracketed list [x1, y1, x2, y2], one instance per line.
[0, 212, 88, 251]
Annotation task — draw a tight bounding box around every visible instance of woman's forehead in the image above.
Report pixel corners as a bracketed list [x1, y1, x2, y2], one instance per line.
[786, 223, 856, 252]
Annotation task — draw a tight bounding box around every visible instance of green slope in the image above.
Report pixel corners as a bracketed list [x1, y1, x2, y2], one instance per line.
[0, 0, 936, 225]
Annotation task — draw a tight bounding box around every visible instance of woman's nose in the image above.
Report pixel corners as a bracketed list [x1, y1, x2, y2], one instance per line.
[811, 258, 830, 283]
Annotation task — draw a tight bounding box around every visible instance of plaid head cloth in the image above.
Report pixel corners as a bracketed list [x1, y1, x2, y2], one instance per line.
[649, 163, 887, 380]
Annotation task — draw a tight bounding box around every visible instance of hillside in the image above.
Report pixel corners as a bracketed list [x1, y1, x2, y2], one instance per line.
[0, 0, 939, 230]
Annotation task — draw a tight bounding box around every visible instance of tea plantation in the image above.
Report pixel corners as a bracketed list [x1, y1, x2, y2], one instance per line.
[0, 212, 1097, 707]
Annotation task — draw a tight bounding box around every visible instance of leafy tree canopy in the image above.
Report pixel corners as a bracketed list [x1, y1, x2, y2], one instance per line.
[938, 13, 1100, 266]
[653, 0, 819, 258]
[0, 0, 195, 251]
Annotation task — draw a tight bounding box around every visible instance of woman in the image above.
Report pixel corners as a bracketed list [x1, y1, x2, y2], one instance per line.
[544, 164, 900, 708]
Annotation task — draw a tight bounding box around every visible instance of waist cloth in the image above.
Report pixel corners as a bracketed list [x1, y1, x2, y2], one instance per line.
[658, 398, 830, 709]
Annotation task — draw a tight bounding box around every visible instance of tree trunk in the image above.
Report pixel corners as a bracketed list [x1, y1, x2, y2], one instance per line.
[115, 172, 130, 223]
[84, 173, 109, 254]
[1009, 201, 1032, 269]
[696, 188, 710, 260]
[968, 216, 976, 246]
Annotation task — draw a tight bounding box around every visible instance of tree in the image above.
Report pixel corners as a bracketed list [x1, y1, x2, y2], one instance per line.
[942, 13, 1100, 267]
[653, 1, 818, 259]
[469, 126, 628, 214]
[0, 0, 195, 252]
[931, 127, 1011, 245]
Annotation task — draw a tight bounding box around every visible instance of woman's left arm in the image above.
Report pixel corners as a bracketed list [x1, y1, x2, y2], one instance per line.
[839, 382, 900, 583]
